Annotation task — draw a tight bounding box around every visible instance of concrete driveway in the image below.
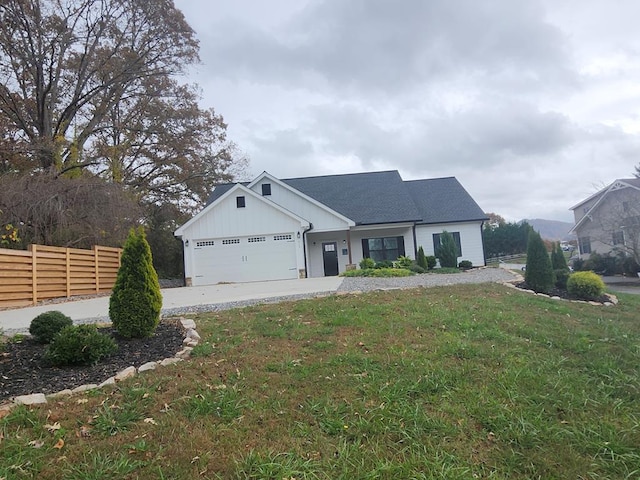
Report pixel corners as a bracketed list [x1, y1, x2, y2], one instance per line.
[0, 277, 344, 335]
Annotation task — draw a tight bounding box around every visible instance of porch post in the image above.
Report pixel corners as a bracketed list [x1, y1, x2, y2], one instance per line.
[347, 230, 353, 265]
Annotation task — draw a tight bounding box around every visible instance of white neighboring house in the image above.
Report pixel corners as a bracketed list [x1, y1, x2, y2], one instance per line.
[175, 171, 488, 286]
[569, 178, 640, 263]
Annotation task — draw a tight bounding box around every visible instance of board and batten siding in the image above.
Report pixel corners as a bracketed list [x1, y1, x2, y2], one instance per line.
[415, 222, 485, 267]
[250, 180, 351, 231]
[180, 191, 307, 284]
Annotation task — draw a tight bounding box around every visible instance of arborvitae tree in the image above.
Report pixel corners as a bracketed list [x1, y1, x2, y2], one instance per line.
[525, 230, 554, 293]
[438, 231, 458, 268]
[551, 242, 568, 270]
[417, 246, 428, 270]
[109, 227, 162, 338]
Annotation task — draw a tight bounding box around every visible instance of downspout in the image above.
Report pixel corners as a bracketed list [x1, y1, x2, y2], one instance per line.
[302, 223, 313, 278]
[412, 224, 418, 258]
[347, 229, 353, 265]
[480, 220, 487, 266]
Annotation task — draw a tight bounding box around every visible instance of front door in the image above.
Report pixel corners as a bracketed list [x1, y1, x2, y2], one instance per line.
[322, 242, 339, 276]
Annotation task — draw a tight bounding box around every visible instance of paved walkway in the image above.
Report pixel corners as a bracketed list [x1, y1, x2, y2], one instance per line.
[0, 277, 344, 335]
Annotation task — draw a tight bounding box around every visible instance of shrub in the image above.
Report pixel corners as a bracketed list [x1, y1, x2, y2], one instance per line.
[417, 246, 428, 270]
[408, 264, 426, 274]
[458, 260, 473, 270]
[110, 227, 163, 338]
[554, 268, 570, 290]
[571, 257, 585, 271]
[584, 252, 619, 276]
[44, 324, 117, 366]
[437, 231, 458, 268]
[426, 255, 437, 270]
[567, 271, 605, 301]
[341, 267, 413, 277]
[375, 260, 394, 269]
[622, 256, 640, 276]
[551, 242, 568, 270]
[396, 255, 413, 269]
[359, 257, 375, 269]
[29, 311, 73, 344]
[524, 230, 554, 293]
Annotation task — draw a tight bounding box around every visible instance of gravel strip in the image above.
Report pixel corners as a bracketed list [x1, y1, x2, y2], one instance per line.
[337, 267, 517, 292]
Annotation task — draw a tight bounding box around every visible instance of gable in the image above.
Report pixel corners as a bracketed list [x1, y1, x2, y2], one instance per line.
[175, 185, 308, 239]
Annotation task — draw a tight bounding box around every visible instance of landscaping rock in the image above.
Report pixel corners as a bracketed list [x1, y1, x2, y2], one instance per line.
[14, 393, 47, 405]
[138, 361, 157, 373]
[186, 328, 201, 341]
[47, 389, 73, 399]
[160, 357, 183, 366]
[115, 366, 136, 381]
[180, 318, 197, 330]
[99, 377, 116, 388]
[72, 384, 98, 394]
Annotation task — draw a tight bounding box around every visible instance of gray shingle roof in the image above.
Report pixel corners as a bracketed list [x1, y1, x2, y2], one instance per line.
[283, 170, 421, 225]
[205, 171, 486, 225]
[405, 177, 487, 224]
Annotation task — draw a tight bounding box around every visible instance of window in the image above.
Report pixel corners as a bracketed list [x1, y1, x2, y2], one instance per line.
[432, 232, 462, 257]
[578, 236, 591, 254]
[248, 236, 266, 243]
[261, 183, 271, 196]
[274, 234, 293, 241]
[236, 196, 245, 208]
[222, 238, 240, 245]
[613, 231, 625, 245]
[195, 240, 215, 247]
[361, 236, 405, 262]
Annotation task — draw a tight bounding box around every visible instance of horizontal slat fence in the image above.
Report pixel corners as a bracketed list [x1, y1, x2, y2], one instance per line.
[0, 245, 122, 308]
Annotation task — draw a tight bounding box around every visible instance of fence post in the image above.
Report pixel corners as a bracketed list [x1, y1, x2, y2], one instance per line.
[30, 244, 38, 305]
[94, 245, 100, 293]
[66, 247, 71, 298]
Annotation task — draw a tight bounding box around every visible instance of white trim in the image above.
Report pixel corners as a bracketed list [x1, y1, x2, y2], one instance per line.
[175, 183, 310, 237]
[248, 171, 356, 227]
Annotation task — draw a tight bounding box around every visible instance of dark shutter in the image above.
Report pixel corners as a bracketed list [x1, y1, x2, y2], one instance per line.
[362, 238, 370, 258]
[397, 236, 405, 257]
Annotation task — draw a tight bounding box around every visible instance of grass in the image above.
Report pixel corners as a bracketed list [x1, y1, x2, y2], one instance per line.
[1, 283, 639, 479]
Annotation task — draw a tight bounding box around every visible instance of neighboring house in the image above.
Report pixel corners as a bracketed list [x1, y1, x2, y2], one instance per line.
[174, 170, 488, 286]
[569, 178, 640, 262]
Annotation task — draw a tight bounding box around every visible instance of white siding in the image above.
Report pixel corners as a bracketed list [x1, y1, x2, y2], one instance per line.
[180, 192, 306, 284]
[415, 222, 485, 267]
[251, 180, 351, 231]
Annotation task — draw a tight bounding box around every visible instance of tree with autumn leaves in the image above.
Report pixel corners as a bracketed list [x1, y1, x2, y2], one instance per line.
[0, 0, 247, 271]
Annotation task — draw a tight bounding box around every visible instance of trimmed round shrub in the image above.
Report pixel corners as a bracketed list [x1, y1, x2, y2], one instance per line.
[426, 255, 437, 270]
[29, 311, 73, 344]
[44, 324, 117, 366]
[359, 257, 375, 269]
[110, 227, 163, 338]
[554, 268, 570, 290]
[567, 271, 605, 301]
[458, 260, 473, 270]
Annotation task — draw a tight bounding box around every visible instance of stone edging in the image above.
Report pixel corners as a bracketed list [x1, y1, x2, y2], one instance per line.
[0, 317, 199, 414]
[501, 272, 619, 306]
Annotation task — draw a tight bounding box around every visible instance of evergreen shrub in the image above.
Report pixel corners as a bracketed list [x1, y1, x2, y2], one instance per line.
[417, 247, 428, 270]
[109, 227, 163, 338]
[396, 256, 413, 269]
[554, 268, 570, 290]
[524, 230, 554, 293]
[567, 271, 605, 301]
[551, 242, 568, 270]
[29, 311, 73, 344]
[426, 255, 437, 269]
[437, 231, 458, 268]
[458, 260, 473, 270]
[44, 324, 117, 366]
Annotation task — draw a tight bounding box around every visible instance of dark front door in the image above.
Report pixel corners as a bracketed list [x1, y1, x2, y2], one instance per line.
[322, 242, 339, 276]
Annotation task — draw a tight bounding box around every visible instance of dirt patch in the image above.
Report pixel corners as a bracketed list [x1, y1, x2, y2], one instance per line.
[0, 322, 184, 401]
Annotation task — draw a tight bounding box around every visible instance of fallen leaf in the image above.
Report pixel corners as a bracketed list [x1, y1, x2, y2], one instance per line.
[76, 399, 88, 405]
[28, 440, 45, 448]
[143, 418, 157, 425]
[76, 426, 91, 438]
[53, 438, 64, 449]
[44, 422, 61, 433]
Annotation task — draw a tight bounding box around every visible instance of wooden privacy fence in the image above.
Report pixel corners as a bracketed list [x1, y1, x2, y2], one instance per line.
[0, 244, 122, 309]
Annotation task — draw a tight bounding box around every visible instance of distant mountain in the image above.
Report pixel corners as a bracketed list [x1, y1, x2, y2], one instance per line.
[522, 219, 575, 241]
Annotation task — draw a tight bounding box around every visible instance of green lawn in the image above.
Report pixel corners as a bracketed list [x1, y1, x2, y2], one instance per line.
[2, 283, 639, 479]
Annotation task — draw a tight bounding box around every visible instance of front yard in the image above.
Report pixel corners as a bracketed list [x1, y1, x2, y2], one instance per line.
[2, 283, 639, 479]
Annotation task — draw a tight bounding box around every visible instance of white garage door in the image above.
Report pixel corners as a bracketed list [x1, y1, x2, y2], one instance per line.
[192, 233, 298, 285]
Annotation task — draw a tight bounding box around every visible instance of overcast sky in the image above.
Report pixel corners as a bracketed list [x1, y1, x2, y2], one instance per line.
[173, 0, 640, 223]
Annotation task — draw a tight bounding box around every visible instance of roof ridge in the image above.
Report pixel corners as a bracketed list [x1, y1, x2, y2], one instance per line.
[282, 170, 400, 181]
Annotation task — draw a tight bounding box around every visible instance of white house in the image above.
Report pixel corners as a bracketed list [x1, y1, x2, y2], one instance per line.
[174, 170, 488, 286]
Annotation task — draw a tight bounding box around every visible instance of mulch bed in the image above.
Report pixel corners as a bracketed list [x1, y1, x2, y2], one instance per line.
[0, 322, 184, 402]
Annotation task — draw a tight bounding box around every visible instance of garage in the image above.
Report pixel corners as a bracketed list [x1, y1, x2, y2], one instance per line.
[192, 233, 298, 285]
